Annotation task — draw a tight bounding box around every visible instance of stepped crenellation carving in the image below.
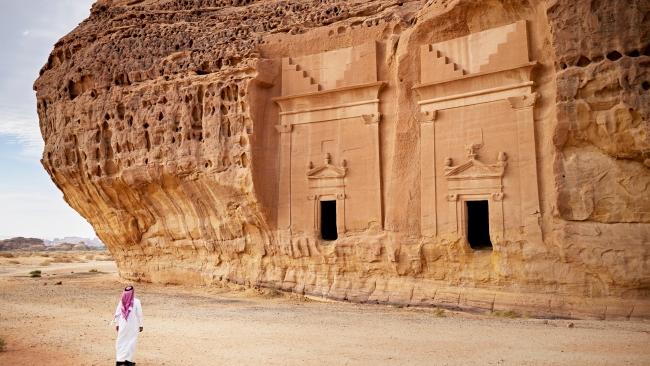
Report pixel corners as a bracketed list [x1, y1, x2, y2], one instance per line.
[420, 46, 466, 84]
[419, 20, 531, 85]
[281, 57, 321, 96]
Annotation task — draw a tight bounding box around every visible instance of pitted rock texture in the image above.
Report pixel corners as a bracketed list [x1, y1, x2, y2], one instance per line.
[36, 0, 650, 319]
[550, 0, 650, 223]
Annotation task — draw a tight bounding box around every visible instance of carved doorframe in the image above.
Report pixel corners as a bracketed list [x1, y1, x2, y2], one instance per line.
[444, 149, 507, 243]
[448, 193, 505, 245]
[308, 192, 347, 237]
[306, 157, 347, 237]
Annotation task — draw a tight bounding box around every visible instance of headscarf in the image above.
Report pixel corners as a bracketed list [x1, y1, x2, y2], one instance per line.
[120, 286, 135, 320]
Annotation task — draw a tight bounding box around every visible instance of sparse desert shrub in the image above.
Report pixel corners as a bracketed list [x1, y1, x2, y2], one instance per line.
[257, 287, 282, 298]
[89, 268, 99, 273]
[0, 336, 6, 352]
[432, 308, 446, 317]
[0, 252, 15, 258]
[492, 310, 519, 318]
[40, 253, 50, 257]
[29, 270, 42, 278]
[51, 256, 73, 263]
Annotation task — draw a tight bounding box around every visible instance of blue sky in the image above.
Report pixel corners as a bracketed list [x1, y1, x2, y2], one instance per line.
[0, 1, 96, 239]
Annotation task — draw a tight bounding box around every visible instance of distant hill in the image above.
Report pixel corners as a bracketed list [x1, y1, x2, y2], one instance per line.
[44, 236, 105, 247]
[0, 237, 105, 251]
[48, 242, 97, 251]
[0, 237, 46, 251]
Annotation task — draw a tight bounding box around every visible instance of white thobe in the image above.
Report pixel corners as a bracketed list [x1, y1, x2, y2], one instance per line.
[113, 298, 143, 362]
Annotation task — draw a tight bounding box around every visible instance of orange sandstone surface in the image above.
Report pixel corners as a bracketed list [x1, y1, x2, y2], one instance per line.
[35, 0, 650, 319]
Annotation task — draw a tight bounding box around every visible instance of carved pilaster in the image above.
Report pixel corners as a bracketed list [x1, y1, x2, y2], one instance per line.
[509, 92, 543, 242]
[277, 123, 293, 230]
[420, 110, 438, 236]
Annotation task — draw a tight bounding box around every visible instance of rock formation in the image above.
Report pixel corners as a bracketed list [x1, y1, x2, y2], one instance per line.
[45, 236, 105, 248]
[0, 237, 100, 251]
[35, 0, 650, 319]
[0, 237, 47, 251]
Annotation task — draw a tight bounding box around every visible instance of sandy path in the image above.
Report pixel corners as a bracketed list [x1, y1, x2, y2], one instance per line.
[1, 258, 649, 366]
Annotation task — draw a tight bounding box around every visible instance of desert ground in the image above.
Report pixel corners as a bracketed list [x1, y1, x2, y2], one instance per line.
[1, 252, 649, 366]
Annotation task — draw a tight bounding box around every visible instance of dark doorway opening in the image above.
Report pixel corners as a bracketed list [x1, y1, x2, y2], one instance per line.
[466, 200, 492, 250]
[320, 200, 338, 241]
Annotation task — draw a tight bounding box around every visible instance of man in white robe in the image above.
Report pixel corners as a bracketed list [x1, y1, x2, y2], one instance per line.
[113, 286, 143, 366]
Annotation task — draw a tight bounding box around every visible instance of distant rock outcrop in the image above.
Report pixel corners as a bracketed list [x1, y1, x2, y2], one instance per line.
[0, 237, 103, 251]
[48, 242, 93, 251]
[0, 237, 47, 251]
[45, 237, 105, 248]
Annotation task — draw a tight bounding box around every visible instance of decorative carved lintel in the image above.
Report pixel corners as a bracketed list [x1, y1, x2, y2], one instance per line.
[507, 92, 538, 110]
[306, 161, 347, 178]
[444, 151, 507, 178]
[362, 114, 381, 124]
[307, 193, 346, 200]
[306, 154, 349, 178]
[275, 124, 293, 133]
[416, 110, 437, 124]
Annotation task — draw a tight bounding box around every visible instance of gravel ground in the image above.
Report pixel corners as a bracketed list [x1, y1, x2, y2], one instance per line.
[1, 254, 649, 366]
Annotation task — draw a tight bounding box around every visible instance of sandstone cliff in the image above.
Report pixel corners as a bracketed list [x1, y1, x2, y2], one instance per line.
[35, 0, 650, 319]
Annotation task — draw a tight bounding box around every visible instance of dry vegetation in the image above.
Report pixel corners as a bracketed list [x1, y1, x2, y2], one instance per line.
[0, 251, 113, 279]
[0, 250, 112, 263]
[28, 270, 42, 278]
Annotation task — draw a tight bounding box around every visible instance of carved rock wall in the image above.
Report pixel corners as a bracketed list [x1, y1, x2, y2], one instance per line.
[35, 0, 650, 319]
